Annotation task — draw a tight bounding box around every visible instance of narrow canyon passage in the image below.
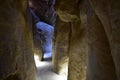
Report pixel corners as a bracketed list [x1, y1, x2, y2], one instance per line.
[34, 56, 67, 80]
[0, 0, 120, 80]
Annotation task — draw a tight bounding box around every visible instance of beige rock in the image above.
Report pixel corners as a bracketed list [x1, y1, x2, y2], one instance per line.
[53, 18, 70, 76]
[55, 0, 80, 22]
[87, 0, 120, 80]
[55, 0, 87, 80]
[68, 19, 87, 80]
[0, 1, 36, 80]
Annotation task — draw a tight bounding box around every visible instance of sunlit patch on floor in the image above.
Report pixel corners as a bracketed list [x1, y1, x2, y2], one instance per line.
[34, 54, 67, 80]
[34, 54, 50, 67]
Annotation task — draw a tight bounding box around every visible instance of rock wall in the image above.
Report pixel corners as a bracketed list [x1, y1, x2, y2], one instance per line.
[68, 20, 87, 80]
[0, 1, 36, 80]
[87, 6, 117, 80]
[56, 0, 120, 80]
[33, 33, 43, 60]
[53, 18, 70, 76]
[87, 0, 120, 80]
[55, 0, 87, 80]
[55, 0, 80, 22]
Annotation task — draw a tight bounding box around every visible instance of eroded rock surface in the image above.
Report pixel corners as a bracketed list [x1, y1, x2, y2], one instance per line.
[87, 0, 120, 80]
[55, 0, 80, 22]
[53, 18, 70, 76]
[0, 1, 36, 80]
[55, 0, 87, 80]
[56, 0, 120, 80]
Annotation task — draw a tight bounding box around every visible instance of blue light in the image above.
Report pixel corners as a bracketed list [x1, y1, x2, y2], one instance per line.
[36, 21, 54, 59]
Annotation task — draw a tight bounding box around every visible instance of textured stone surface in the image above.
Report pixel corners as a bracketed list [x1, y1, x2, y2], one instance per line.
[68, 19, 87, 80]
[55, 0, 80, 22]
[55, 0, 87, 80]
[87, 7, 117, 80]
[56, 0, 120, 80]
[0, 1, 36, 80]
[87, 0, 120, 80]
[53, 18, 70, 76]
[33, 33, 43, 60]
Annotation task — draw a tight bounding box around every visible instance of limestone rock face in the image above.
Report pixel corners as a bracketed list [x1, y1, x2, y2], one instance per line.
[53, 18, 70, 76]
[55, 0, 80, 22]
[33, 32, 43, 60]
[87, 7, 117, 80]
[68, 20, 87, 80]
[56, 0, 120, 80]
[55, 0, 87, 80]
[0, 1, 36, 80]
[87, 0, 120, 80]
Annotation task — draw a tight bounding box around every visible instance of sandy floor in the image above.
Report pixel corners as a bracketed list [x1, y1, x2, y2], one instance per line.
[34, 56, 67, 80]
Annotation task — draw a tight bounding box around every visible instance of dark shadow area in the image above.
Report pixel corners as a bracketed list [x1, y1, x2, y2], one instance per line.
[42, 57, 52, 61]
